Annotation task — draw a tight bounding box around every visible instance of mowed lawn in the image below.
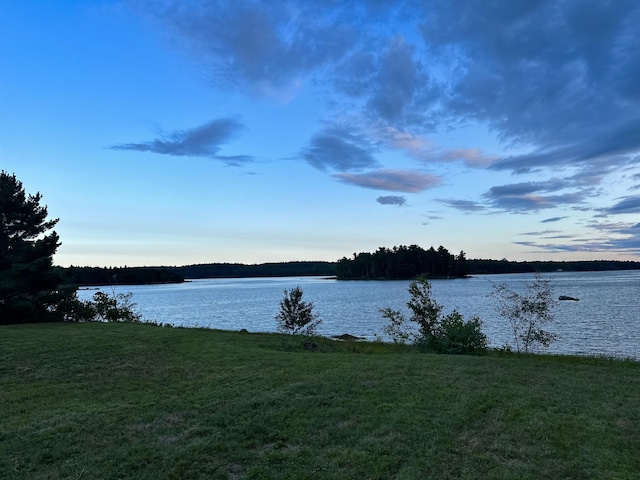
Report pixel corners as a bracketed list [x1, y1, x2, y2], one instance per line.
[1, 323, 639, 479]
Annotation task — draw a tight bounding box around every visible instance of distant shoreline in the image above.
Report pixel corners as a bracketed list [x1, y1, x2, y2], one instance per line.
[63, 260, 640, 286]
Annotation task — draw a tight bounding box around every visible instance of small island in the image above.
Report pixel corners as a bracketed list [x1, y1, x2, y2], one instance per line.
[336, 245, 468, 280]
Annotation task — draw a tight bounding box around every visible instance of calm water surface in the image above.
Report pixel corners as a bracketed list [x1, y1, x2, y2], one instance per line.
[79, 270, 640, 359]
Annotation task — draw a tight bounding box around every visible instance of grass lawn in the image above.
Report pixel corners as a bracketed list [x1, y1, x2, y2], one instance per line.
[1, 322, 639, 479]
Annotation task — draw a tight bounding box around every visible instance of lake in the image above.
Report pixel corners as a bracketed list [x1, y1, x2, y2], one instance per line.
[78, 270, 640, 359]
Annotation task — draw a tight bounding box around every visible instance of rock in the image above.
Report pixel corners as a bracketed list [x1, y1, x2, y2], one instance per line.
[332, 333, 364, 341]
[558, 295, 579, 301]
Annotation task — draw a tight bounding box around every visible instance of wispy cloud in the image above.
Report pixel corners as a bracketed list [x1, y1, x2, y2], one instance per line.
[483, 180, 587, 212]
[514, 221, 640, 255]
[420, 213, 444, 225]
[541, 216, 568, 223]
[132, 1, 356, 98]
[214, 155, 254, 167]
[438, 199, 486, 212]
[434, 148, 496, 168]
[490, 124, 640, 175]
[542, 234, 580, 240]
[605, 195, 640, 215]
[334, 169, 441, 193]
[374, 128, 496, 168]
[301, 127, 379, 172]
[487, 180, 566, 197]
[377, 195, 406, 206]
[519, 230, 561, 237]
[111, 118, 251, 166]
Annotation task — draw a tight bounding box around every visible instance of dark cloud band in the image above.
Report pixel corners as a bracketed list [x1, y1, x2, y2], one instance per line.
[110, 118, 252, 166]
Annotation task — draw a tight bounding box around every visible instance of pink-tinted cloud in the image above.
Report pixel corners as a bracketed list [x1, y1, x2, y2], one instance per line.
[333, 169, 441, 193]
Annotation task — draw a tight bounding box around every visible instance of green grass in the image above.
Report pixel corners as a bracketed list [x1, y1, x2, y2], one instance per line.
[1, 323, 639, 479]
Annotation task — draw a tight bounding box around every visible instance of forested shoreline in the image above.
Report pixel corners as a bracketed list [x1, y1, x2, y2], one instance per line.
[62, 255, 640, 286]
[64, 266, 185, 286]
[466, 258, 640, 274]
[174, 261, 336, 279]
[63, 262, 337, 286]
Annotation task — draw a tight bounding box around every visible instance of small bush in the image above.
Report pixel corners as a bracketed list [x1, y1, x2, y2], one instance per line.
[275, 286, 321, 335]
[381, 276, 487, 354]
[429, 310, 487, 354]
[70, 291, 143, 323]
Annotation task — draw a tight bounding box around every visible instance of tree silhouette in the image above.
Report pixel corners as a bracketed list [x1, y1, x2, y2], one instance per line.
[0, 171, 76, 323]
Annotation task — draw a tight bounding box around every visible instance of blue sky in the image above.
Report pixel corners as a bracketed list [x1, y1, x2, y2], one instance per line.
[2, 0, 640, 267]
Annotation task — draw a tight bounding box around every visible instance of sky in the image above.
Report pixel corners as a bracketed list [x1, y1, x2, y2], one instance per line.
[2, 0, 640, 267]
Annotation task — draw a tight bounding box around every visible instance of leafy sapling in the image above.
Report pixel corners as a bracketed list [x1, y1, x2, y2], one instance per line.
[275, 286, 321, 335]
[490, 273, 558, 353]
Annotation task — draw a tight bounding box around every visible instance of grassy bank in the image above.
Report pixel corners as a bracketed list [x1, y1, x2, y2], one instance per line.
[2, 323, 639, 479]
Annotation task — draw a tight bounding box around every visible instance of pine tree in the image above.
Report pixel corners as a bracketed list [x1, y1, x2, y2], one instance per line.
[0, 171, 76, 323]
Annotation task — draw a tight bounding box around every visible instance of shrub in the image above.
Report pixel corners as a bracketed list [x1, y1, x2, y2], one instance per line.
[91, 291, 142, 322]
[275, 286, 321, 335]
[431, 310, 487, 354]
[490, 273, 558, 353]
[71, 291, 143, 323]
[381, 276, 487, 354]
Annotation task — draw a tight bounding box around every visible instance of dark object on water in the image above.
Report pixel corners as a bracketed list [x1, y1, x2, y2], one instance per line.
[332, 333, 364, 341]
[559, 295, 579, 301]
[303, 341, 318, 351]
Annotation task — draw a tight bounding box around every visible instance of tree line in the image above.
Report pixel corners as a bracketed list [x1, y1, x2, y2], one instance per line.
[466, 258, 640, 274]
[173, 261, 336, 279]
[62, 262, 337, 286]
[63, 257, 640, 286]
[64, 266, 184, 286]
[336, 245, 468, 280]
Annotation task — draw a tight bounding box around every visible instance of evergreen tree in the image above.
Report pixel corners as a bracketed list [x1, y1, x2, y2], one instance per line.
[0, 171, 76, 324]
